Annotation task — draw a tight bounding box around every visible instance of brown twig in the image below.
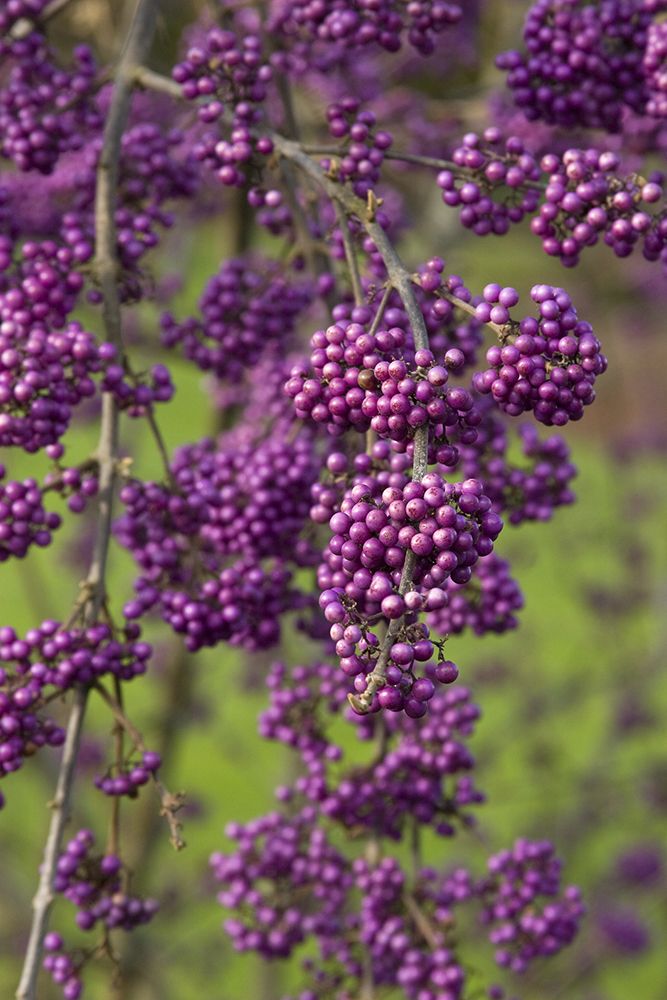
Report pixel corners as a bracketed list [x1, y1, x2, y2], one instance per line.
[15, 3, 158, 998]
[94, 681, 186, 852]
[10, 0, 77, 38]
[334, 202, 364, 307]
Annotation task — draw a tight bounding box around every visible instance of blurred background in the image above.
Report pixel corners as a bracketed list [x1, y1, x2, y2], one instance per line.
[1, 1, 667, 998]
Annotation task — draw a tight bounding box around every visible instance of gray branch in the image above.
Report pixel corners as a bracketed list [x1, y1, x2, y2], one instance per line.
[15, 3, 157, 997]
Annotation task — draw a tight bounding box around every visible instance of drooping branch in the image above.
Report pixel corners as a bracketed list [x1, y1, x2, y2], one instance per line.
[268, 134, 434, 708]
[15, 3, 158, 997]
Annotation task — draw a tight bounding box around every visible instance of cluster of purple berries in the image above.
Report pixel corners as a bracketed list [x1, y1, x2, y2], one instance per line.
[644, 19, 667, 117]
[321, 98, 393, 197]
[317, 474, 502, 713]
[287, 308, 478, 459]
[0, 33, 100, 174]
[116, 434, 318, 651]
[173, 27, 273, 187]
[213, 661, 582, 996]
[459, 410, 577, 524]
[0, 620, 150, 802]
[481, 839, 585, 974]
[271, 0, 463, 56]
[94, 748, 161, 798]
[99, 354, 174, 418]
[438, 129, 541, 236]
[497, 0, 656, 130]
[62, 122, 198, 297]
[0, 464, 61, 561]
[534, 147, 666, 267]
[44, 830, 158, 998]
[41, 455, 98, 515]
[0, 318, 102, 451]
[261, 661, 483, 835]
[0, 238, 85, 328]
[161, 256, 313, 381]
[323, 474, 502, 607]
[429, 552, 524, 637]
[472, 284, 607, 426]
[211, 808, 349, 958]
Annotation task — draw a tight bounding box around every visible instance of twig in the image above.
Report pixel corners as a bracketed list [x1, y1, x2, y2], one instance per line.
[438, 288, 508, 339]
[301, 145, 545, 192]
[335, 202, 364, 307]
[336, 204, 364, 306]
[10, 0, 77, 38]
[404, 892, 441, 950]
[368, 284, 393, 338]
[134, 65, 182, 99]
[94, 682, 186, 852]
[15, 3, 158, 998]
[271, 135, 430, 356]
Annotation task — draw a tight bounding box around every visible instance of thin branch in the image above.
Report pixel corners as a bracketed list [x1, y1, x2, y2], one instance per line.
[367, 284, 393, 338]
[403, 893, 440, 950]
[438, 288, 508, 340]
[10, 0, 77, 38]
[16, 3, 158, 998]
[134, 65, 182, 99]
[334, 202, 364, 307]
[271, 135, 430, 358]
[94, 682, 186, 852]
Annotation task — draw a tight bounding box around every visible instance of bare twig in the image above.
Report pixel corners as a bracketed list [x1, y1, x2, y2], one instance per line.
[438, 288, 508, 339]
[134, 65, 182, 99]
[334, 201, 364, 307]
[15, 4, 158, 998]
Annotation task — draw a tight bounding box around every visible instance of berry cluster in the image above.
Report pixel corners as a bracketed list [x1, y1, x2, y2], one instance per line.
[644, 19, 667, 117]
[94, 748, 161, 798]
[497, 0, 655, 130]
[212, 660, 583, 998]
[286, 309, 479, 461]
[321, 98, 393, 197]
[161, 256, 313, 381]
[211, 808, 350, 958]
[63, 121, 198, 297]
[0, 620, 150, 802]
[534, 148, 666, 267]
[264, 661, 485, 840]
[482, 839, 585, 974]
[0, 237, 85, 329]
[459, 410, 577, 524]
[99, 354, 174, 418]
[472, 284, 607, 426]
[0, 318, 101, 452]
[429, 552, 524, 637]
[323, 474, 502, 607]
[0, 464, 61, 561]
[0, 33, 100, 174]
[437, 129, 541, 236]
[44, 830, 158, 998]
[271, 0, 463, 57]
[173, 27, 273, 187]
[116, 433, 319, 651]
[318, 474, 502, 714]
